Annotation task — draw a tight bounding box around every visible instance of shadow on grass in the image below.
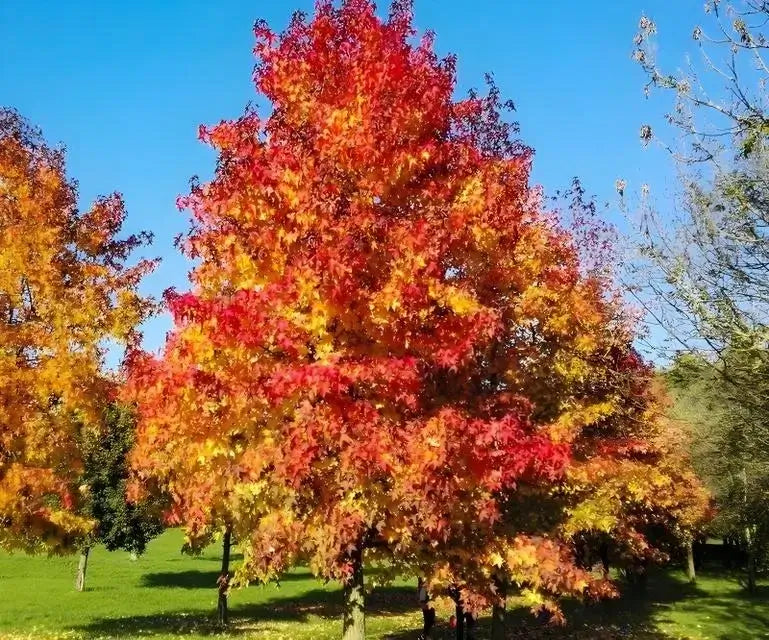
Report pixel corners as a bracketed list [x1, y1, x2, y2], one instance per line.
[195, 552, 244, 563]
[77, 569, 768, 639]
[383, 571, 704, 640]
[142, 570, 220, 589]
[74, 585, 417, 638]
[142, 566, 390, 590]
[655, 577, 769, 640]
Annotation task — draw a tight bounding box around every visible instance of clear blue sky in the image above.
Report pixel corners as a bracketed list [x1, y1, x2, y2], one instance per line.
[0, 0, 702, 355]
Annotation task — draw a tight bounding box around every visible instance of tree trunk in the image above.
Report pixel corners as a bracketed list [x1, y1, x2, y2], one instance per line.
[217, 529, 232, 626]
[454, 598, 465, 640]
[686, 540, 696, 583]
[342, 547, 365, 640]
[599, 541, 610, 579]
[746, 527, 757, 593]
[75, 547, 90, 592]
[742, 470, 756, 593]
[465, 612, 477, 640]
[490, 579, 507, 640]
[747, 552, 757, 593]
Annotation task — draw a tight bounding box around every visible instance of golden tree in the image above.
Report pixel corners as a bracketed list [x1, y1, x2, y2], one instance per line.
[0, 109, 154, 553]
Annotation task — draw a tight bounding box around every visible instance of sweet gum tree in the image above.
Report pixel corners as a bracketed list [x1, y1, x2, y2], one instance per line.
[126, 2, 708, 637]
[0, 109, 154, 554]
[562, 359, 710, 582]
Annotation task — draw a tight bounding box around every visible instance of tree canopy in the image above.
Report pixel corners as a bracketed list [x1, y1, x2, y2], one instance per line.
[0, 108, 154, 553]
[126, 2, 708, 630]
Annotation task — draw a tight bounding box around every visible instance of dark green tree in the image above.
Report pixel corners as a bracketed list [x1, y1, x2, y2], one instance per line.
[74, 403, 164, 591]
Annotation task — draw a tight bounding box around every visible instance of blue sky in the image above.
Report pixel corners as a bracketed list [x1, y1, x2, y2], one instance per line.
[1, 1, 702, 355]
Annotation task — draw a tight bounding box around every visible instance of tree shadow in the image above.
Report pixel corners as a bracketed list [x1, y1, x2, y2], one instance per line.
[141, 566, 389, 590]
[384, 621, 668, 640]
[383, 570, 703, 640]
[74, 585, 417, 638]
[556, 569, 705, 634]
[142, 570, 220, 589]
[196, 552, 244, 563]
[77, 568, 767, 639]
[274, 568, 322, 583]
[654, 578, 769, 640]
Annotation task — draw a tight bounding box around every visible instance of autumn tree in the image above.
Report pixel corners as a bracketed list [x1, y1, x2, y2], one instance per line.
[404, 322, 709, 637]
[562, 364, 710, 583]
[0, 108, 154, 556]
[126, 2, 708, 637]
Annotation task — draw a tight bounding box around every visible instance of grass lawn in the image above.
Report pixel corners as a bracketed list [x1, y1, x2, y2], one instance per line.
[0, 530, 767, 639]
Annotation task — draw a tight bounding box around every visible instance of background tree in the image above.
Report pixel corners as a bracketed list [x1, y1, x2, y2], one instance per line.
[630, 0, 769, 591]
[0, 108, 154, 554]
[73, 403, 165, 591]
[665, 351, 769, 590]
[127, 2, 708, 638]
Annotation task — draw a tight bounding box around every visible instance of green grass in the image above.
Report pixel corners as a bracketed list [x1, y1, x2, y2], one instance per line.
[0, 530, 767, 639]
